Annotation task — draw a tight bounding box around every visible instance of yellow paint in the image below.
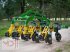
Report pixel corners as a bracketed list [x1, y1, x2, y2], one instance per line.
[8, 24, 15, 36]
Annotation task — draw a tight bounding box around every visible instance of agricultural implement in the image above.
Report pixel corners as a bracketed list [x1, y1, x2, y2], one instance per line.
[5, 10, 61, 44]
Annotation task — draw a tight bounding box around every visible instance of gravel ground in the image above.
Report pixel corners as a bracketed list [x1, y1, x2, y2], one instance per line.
[0, 28, 70, 52]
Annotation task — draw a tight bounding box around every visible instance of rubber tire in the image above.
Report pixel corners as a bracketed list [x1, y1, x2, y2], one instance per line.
[21, 34, 24, 39]
[25, 35, 29, 41]
[45, 34, 52, 44]
[21, 34, 28, 41]
[35, 36, 39, 43]
[32, 34, 36, 41]
[5, 32, 10, 37]
[39, 35, 44, 41]
[12, 32, 19, 39]
[45, 36, 48, 43]
[27, 34, 31, 39]
[55, 32, 61, 42]
[32, 31, 39, 43]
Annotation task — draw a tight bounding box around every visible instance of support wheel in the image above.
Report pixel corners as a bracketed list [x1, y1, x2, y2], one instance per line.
[27, 34, 31, 39]
[12, 32, 19, 39]
[35, 36, 39, 43]
[32, 31, 39, 43]
[55, 32, 61, 42]
[45, 34, 52, 44]
[39, 35, 44, 41]
[5, 32, 10, 37]
[32, 35, 36, 41]
[21, 34, 28, 41]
